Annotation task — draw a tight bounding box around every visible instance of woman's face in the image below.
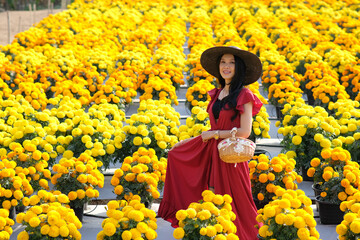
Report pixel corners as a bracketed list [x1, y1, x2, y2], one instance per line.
[219, 53, 235, 84]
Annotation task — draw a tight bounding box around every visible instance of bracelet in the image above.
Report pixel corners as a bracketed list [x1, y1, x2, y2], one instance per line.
[214, 130, 219, 140]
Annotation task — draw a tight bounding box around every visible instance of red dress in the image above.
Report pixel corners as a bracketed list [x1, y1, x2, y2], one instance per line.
[158, 87, 263, 240]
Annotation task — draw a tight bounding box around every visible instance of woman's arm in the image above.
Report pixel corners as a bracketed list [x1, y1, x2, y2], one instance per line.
[201, 102, 253, 141]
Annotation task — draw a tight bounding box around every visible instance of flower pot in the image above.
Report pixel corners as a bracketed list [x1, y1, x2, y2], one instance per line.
[8, 207, 16, 220]
[312, 183, 322, 211]
[312, 183, 322, 197]
[145, 201, 153, 209]
[307, 92, 315, 106]
[315, 196, 344, 224]
[275, 106, 284, 120]
[16, 205, 26, 214]
[46, 90, 54, 99]
[71, 205, 84, 222]
[301, 166, 314, 182]
[185, 100, 193, 114]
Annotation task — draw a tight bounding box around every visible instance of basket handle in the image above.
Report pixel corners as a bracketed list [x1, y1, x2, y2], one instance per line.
[230, 127, 237, 140]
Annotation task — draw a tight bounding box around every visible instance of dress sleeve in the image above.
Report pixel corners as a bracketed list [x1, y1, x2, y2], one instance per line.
[236, 88, 263, 117]
[206, 88, 219, 112]
[207, 88, 218, 99]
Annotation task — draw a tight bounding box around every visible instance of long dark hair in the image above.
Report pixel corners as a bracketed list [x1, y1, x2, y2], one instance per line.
[216, 54, 247, 121]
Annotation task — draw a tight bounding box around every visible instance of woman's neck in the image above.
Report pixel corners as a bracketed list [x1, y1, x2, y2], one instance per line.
[223, 85, 230, 92]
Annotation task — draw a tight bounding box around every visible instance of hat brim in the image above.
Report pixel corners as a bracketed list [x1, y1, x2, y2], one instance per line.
[200, 46, 262, 85]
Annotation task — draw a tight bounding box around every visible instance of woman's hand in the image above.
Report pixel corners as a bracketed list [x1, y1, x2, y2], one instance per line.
[170, 141, 182, 151]
[170, 137, 193, 151]
[201, 130, 217, 142]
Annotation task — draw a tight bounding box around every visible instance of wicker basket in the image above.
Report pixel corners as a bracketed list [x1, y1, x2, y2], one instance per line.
[217, 128, 256, 163]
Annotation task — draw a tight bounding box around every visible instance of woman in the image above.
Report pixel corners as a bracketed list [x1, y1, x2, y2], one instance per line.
[158, 46, 263, 239]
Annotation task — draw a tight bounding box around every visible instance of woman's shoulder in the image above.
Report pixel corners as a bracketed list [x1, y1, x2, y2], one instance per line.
[236, 87, 263, 116]
[236, 87, 261, 106]
[237, 87, 253, 99]
[208, 88, 220, 98]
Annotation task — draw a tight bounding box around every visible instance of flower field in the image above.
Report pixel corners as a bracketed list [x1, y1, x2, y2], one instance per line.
[1, 0, 360, 239]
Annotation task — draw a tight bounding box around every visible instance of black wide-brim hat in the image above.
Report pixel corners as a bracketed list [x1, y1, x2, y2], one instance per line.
[200, 46, 262, 85]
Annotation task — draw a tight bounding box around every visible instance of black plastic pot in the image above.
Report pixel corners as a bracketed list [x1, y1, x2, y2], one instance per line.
[307, 92, 315, 106]
[312, 183, 322, 197]
[275, 106, 284, 120]
[8, 207, 16, 220]
[71, 205, 84, 222]
[315, 196, 344, 224]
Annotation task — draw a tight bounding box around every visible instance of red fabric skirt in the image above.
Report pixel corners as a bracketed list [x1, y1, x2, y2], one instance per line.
[157, 136, 261, 239]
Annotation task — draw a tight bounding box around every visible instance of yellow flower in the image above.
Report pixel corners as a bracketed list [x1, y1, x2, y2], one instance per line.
[278, 199, 291, 209]
[176, 210, 187, 221]
[257, 193, 265, 201]
[213, 195, 224, 205]
[133, 137, 143, 146]
[338, 192, 348, 201]
[259, 173, 268, 183]
[223, 194, 232, 204]
[77, 189, 86, 199]
[200, 227, 207, 236]
[158, 141, 167, 149]
[143, 137, 151, 145]
[47, 213, 59, 226]
[297, 228, 310, 240]
[17, 231, 29, 240]
[263, 207, 276, 218]
[129, 210, 144, 222]
[258, 225, 269, 237]
[29, 217, 41, 227]
[275, 213, 285, 225]
[186, 208, 197, 218]
[173, 227, 185, 239]
[284, 214, 295, 225]
[121, 230, 132, 240]
[350, 221, 360, 234]
[40, 224, 50, 235]
[114, 185, 123, 195]
[322, 171, 333, 181]
[292, 135, 302, 145]
[77, 174, 87, 184]
[310, 158, 321, 167]
[59, 225, 70, 237]
[107, 200, 119, 210]
[320, 138, 331, 148]
[206, 226, 217, 237]
[48, 225, 60, 238]
[344, 213, 357, 223]
[86, 188, 95, 198]
[336, 223, 348, 236]
[307, 168, 315, 177]
[103, 222, 116, 237]
[137, 222, 148, 233]
[29, 195, 40, 206]
[257, 162, 269, 171]
[63, 150, 74, 159]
